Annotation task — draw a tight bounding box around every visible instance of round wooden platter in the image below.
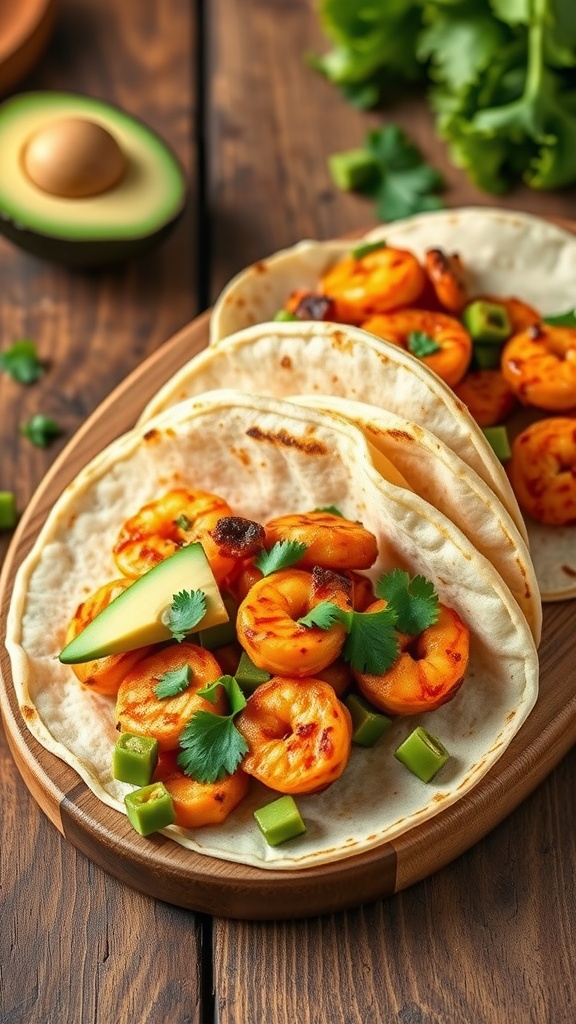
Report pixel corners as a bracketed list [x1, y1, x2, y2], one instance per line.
[2, 310, 576, 922]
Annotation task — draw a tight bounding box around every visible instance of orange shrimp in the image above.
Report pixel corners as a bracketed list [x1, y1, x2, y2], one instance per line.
[112, 488, 235, 582]
[153, 751, 249, 828]
[353, 600, 470, 715]
[236, 676, 352, 794]
[235, 567, 352, 677]
[508, 417, 576, 526]
[500, 324, 576, 411]
[319, 245, 426, 324]
[424, 248, 468, 314]
[115, 642, 226, 751]
[478, 295, 540, 334]
[64, 579, 154, 696]
[360, 309, 473, 388]
[315, 659, 352, 699]
[264, 510, 378, 571]
[453, 369, 518, 427]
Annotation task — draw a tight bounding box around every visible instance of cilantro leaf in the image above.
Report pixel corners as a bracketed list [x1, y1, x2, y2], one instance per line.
[178, 711, 249, 783]
[314, 505, 344, 517]
[350, 240, 387, 261]
[153, 665, 191, 699]
[297, 601, 345, 631]
[165, 589, 207, 641]
[0, 340, 45, 384]
[376, 569, 440, 635]
[298, 599, 399, 675]
[198, 675, 247, 715]
[254, 540, 308, 577]
[20, 415, 62, 448]
[418, 7, 509, 94]
[407, 331, 442, 358]
[544, 308, 576, 327]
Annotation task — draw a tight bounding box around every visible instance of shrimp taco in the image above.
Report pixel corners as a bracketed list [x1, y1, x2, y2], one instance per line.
[143, 207, 576, 602]
[6, 390, 539, 871]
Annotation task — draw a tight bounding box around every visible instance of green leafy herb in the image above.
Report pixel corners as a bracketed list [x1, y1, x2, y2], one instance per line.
[153, 665, 192, 699]
[254, 540, 308, 577]
[350, 240, 387, 260]
[178, 675, 248, 783]
[19, 415, 62, 448]
[407, 331, 442, 358]
[165, 589, 207, 641]
[328, 124, 445, 222]
[375, 570, 440, 635]
[298, 601, 400, 675]
[543, 308, 576, 327]
[174, 513, 192, 531]
[0, 340, 45, 384]
[314, 505, 344, 517]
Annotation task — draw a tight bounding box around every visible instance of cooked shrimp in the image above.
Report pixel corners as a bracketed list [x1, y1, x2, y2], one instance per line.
[478, 295, 540, 334]
[65, 579, 153, 696]
[264, 510, 378, 571]
[353, 600, 470, 715]
[316, 658, 352, 699]
[319, 245, 426, 324]
[453, 369, 517, 427]
[236, 676, 352, 794]
[508, 417, 576, 526]
[115, 642, 226, 751]
[360, 309, 473, 388]
[500, 324, 576, 411]
[235, 567, 352, 677]
[153, 751, 249, 828]
[424, 248, 468, 314]
[112, 488, 235, 581]
[348, 570, 376, 611]
[231, 561, 264, 603]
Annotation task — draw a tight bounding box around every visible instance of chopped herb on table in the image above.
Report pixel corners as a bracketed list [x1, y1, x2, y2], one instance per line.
[20, 414, 62, 448]
[0, 339, 45, 384]
[0, 491, 18, 530]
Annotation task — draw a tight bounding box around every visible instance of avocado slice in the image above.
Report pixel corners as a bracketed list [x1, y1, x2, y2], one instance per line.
[0, 92, 186, 267]
[59, 543, 229, 664]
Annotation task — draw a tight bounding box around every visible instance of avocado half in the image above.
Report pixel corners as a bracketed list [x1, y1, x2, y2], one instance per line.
[0, 91, 187, 267]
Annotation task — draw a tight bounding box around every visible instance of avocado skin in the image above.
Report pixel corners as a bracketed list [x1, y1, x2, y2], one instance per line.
[0, 208, 185, 268]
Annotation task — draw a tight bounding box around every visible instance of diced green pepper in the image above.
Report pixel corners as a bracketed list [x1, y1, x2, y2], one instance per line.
[345, 693, 392, 747]
[471, 343, 502, 371]
[113, 733, 159, 787]
[124, 782, 176, 836]
[482, 425, 512, 463]
[350, 239, 387, 261]
[394, 727, 450, 782]
[462, 300, 511, 345]
[0, 491, 17, 529]
[273, 309, 299, 322]
[235, 651, 271, 695]
[328, 149, 380, 192]
[254, 795, 306, 847]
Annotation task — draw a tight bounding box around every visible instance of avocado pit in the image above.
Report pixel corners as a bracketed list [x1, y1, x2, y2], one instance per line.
[22, 117, 127, 199]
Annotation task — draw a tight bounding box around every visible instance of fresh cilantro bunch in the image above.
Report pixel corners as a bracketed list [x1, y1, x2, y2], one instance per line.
[316, 0, 576, 196]
[178, 675, 249, 783]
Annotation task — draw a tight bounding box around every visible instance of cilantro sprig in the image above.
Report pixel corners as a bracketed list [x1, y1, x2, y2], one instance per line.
[178, 675, 248, 783]
[0, 340, 45, 384]
[153, 665, 192, 699]
[543, 309, 576, 328]
[298, 570, 439, 675]
[407, 331, 441, 358]
[164, 589, 207, 641]
[20, 414, 62, 448]
[254, 540, 307, 577]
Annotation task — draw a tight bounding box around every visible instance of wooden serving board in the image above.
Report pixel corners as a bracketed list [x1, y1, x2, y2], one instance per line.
[2, 306, 576, 921]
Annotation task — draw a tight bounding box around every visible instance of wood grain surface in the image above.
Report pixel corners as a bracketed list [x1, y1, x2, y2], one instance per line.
[1, 0, 576, 1022]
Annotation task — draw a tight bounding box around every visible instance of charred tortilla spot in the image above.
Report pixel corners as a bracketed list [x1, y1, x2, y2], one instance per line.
[246, 426, 327, 455]
[280, 355, 292, 369]
[211, 516, 265, 558]
[143, 428, 160, 444]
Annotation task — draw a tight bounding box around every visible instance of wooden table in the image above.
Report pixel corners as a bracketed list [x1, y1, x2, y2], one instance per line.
[1, 1, 575, 1021]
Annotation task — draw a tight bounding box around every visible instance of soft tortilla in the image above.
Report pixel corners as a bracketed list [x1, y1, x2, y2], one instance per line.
[6, 391, 539, 870]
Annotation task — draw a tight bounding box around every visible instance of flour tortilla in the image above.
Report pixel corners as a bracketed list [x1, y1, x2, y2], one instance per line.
[201, 207, 576, 601]
[6, 391, 538, 870]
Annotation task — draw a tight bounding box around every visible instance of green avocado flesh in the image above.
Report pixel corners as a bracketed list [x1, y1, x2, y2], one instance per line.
[59, 543, 229, 664]
[0, 92, 186, 263]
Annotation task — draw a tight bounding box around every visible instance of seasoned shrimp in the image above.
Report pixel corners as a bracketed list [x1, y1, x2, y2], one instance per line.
[360, 309, 473, 388]
[478, 295, 540, 334]
[500, 324, 576, 411]
[264, 510, 378, 571]
[112, 488, 235, 581]
[508, 417, 576, 526]
[424, 248, 468, 314]
[154, 751, 249, 828]
[235, 567, 352, 677]
[354, 600, 470, 715]
[453, 369, 517, 427]
[236, 676, 352, 794]
[65, 579, 153, 696]
[319, 245, 426, 324]
[116, 642, 226, 751]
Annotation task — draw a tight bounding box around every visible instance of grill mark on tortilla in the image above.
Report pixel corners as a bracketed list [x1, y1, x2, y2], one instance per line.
[280, 355, 292, 369]
[21, 704, 36, 721]
[246, 426, 327, 455]
[561, 564, 576, 577]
